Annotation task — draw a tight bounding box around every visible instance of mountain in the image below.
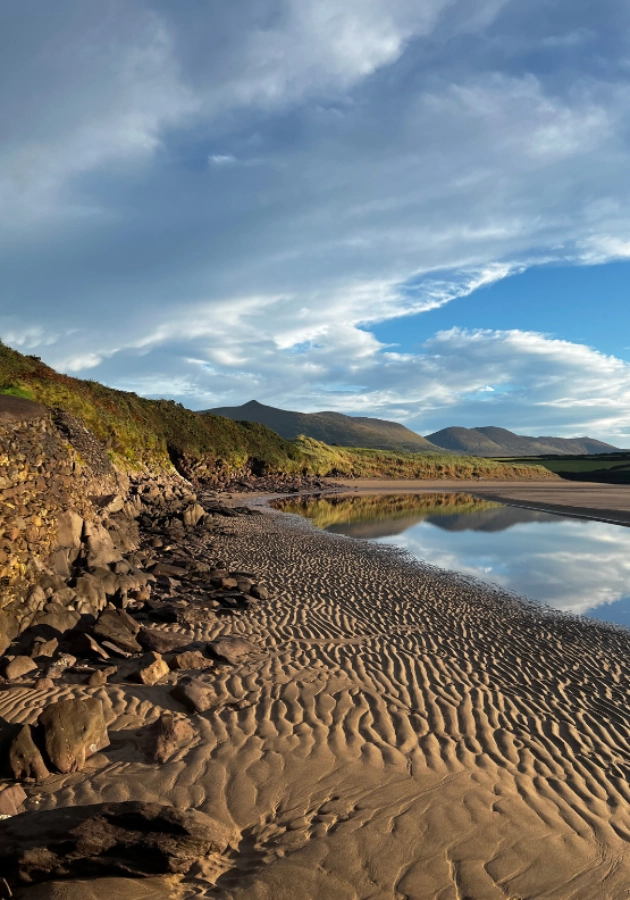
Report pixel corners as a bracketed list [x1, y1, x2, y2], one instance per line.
[427, 426, 618, 457]
[204, 400, 442, 453]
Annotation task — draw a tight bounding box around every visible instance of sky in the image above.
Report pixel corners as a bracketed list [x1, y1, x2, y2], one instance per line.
[2, 1, 630, 443]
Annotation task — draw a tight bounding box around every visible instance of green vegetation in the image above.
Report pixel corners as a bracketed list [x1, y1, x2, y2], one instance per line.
[278, 492, 502, 530]
[0, 339, 555, 480]
[502, 454, 630, 484]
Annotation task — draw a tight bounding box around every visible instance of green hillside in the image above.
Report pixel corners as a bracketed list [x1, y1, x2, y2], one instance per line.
[0, 340, 556, 482]
[205, 399, 442, 453]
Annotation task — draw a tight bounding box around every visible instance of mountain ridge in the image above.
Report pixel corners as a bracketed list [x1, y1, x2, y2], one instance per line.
[206, 400, 618, 456]
[427, 425, 618, 456]
[204, 400, 442, 453]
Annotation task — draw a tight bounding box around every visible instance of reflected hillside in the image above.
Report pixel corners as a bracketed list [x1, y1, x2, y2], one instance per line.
[277, 492, 503, 537]
[429, 506, 560, 533]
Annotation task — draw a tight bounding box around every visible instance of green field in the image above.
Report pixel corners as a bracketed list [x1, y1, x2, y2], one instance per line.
[496, 454, 630, 483]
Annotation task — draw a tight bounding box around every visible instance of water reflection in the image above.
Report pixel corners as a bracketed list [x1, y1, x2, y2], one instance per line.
[279, 493, 630, 627]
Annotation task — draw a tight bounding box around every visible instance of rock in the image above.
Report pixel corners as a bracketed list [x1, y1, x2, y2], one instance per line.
[74, 573, 107, 613]
[49, 549, 71, 578]
[251, 584, 269, 601]
[30, 638, 58, 659]
[55, 510, 84, 550]
[149, 562, 187, 578]
[5, 656, 38, 681]
[144, 604, 179, 624]
[0, 879, 10, 900]
[137, 628, 185, 654]
[134, 652, 169, 686]
[100, 641, 131, 658]
[206, 636, 259, 666]
[83, 522, 122, 568]
[182, 503, 205, 527]
[38, 698, 109, 774]
[169, 650, 213, 671]
[86, 670, 108, 687]
[34, 677, 55, 690]
[0, 784, 26, 817]
[9, 725, 51, 782]
[0, 800, 236, 886]
[46, 653, 77, 678]
[146, 712, 194, 763]
[0, 633, 10, 658]
[93, 609, 142, 654]
[170, 677, 215, 714]
[31, 603, 80, 638]
[65, 632, 110, 661]
[213, 576, 238, 590]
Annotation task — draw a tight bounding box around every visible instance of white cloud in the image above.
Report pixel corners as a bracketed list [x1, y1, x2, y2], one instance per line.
[2, 0, 630, 444]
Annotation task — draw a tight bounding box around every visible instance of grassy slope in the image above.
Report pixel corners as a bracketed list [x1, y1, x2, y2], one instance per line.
[0, 340, 555, 480]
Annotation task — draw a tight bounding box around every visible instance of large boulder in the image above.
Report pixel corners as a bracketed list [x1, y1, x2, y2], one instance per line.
[9, 725, 51, 782]
[5, 655, 38, 681]
[0, 800, 236, 885]
[93, 609, 142, 654]
[31, 602, 80, 638]
[38, 698, 109, 774]
[55, 510, 84, 550]
[83, 522, 122, 568]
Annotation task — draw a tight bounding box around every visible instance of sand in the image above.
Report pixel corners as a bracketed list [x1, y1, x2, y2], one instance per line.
[5, 496, 630, 898]
[334, 478, 630, 526]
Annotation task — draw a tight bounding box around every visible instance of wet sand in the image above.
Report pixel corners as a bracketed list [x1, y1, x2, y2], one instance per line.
[335, 478, 630, 526]
[5, 501, 630, 898]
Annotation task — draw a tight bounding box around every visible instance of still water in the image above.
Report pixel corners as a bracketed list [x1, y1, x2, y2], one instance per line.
[279, 493, 630, 628]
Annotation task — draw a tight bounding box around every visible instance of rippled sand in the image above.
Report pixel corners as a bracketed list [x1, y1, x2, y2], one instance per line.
[5, 505, 630, 898]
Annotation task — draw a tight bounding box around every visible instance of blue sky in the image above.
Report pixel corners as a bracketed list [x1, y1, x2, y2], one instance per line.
[2, 1, 630, 442]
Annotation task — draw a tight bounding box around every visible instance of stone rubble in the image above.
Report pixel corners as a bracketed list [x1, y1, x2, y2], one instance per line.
[0, 394, 282, 893]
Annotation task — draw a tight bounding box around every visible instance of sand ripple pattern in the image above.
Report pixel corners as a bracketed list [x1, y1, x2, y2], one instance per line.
[3, 508, 630, 898]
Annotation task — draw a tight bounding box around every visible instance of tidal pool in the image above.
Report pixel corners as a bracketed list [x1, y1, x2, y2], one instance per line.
[279, 493, 630, 627]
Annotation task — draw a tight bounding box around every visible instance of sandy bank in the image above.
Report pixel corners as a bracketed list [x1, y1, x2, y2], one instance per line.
[4, 503, 630, 898]
[334, 477, 630, 527]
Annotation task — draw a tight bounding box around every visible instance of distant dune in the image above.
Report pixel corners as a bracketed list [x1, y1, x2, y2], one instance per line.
[426, 425, 618, 456]
[205, 399, 442, 453]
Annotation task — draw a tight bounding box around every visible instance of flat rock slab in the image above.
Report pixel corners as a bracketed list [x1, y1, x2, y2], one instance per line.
[137, 629, 186, 654]
[206, 636, 259, 665]
[0, 801, 236, 886]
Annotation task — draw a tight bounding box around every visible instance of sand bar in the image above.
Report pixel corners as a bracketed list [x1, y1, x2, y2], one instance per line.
[333, 477, 630, 527]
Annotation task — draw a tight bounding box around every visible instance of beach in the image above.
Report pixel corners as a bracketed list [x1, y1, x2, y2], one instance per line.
[4, 493, 630, 898]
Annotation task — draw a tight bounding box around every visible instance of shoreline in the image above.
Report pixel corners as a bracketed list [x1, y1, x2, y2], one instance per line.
[3, 487, 630, 896]
[323, 477, 630, 528]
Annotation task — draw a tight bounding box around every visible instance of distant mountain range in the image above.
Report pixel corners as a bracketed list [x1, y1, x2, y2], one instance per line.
[425, 426, 618, 457]
[204, 400, 619, 456]
[204, 400, 439, 453]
